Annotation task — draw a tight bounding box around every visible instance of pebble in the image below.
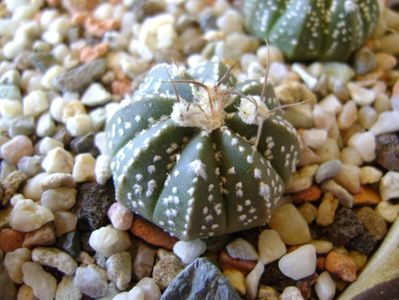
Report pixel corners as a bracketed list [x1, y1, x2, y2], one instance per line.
[17, 284, 36, 300]
[1, 135, 33, 165]
[223, 269, 246, 295]
[4, 247, 31, 284]
[22, 262, 57, 300]
[310, 240, 333, 255]
[106, 251, 132, 290]
[379, 171, 399, 201]
[325, 251, 357, 282]
[38, 137, 64, 155]
[70, 133, 97, 155]
[22, 223, 56, 248]
[353, 48, 377, 75]
[54, 211, 77, 237]
[338, 100, 357, 129]
[2, 170, 27, 205]
[136, 277, 162, 300]
[319, 94, 342, 115]
[17, 156, 43, 178]
[107, 202, 133, 231]
[356, 207, 387, 241]
[41, 187, 77, 212]
[302, 128, 328, 149]
[285, 165, 318, 193]
[225, 238, 258, 261]
[61, 100, 86, 123]
[42, 147, 74, 174]
[245, 262, 264, 300]
[371, 111, 399, 135]
[316, 193, 339, 227]
[280, 286, 304, 300]
[66, 114, 92, 137]
[55, 275, 82, 300]
[298, 203, 318, 224]
[23, 90, 49, 117]
[278, 245, 316, 280]
[347, 82, 376, 106]
[269, 204, 311, 245]
[347, 131, 376, 163]
[359, 166, 383, 184]
[89, 225, 131, 257]
[113, 286, 145, 300]
[173, 239, 207, 264]
[375, 133, 399, 171]
[95, 154, 112, 184]
[321, 180, 353, 208]
[152, 252, 184, 290]
[75, 181, 115, 230]
[348, 250, 368, 271]
[340, 146, 363, 166]
[54, 59, 107, 92]
[326, 207, 363, 245]
[74, 264, 108, 298]
[315, 159, 342, 184]
[32, 247, 77, 275]
[0, 84, 21, 100]
[9, 116, 35, 137]
[132, 241, 156, 280]
[0, 227, 25, 253]
[315, 271, 336, 300]
[376, 201, 399, 223]
[334, 164, 361, 194]
[358, 106, 378, 129]
[81, 82, 111, 106]
[258, 229, 286, 265]
[72, 153, 96, 182]
[41, 173, 75, 190]
[10, 199, 54, 232]
[315, 138, 341, 162]
[0, 99, 23, 118]
[57, 231, 81, 259]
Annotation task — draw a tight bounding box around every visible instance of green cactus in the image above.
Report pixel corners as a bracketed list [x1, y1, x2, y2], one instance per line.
[107, 59, 300, 240]
[243, 0, 380, 61]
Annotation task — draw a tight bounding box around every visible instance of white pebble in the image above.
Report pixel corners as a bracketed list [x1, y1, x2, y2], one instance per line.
[216, 9, 243, 34]
[66, 114, 92, 137]
[278, 244, 316, 280]
[36, 112, 56, 137]
[41, 187, 77, 212]
[38, 137, 64, 155]
[22, 262, 57, 300]
[95, 154, 112, 184]
[4, 248, 32, 284]
[95, 131, 110, 155]
[340, 146, 363, 166]
[370, 111, 399, 135]
[319, 94, 342, 115]
[72, 153, 96, 182]
[380, 171, 399, 201]
[347, 131, 376, 162]
[89, 107, 107, 131]
[360, 166, 382, 184]
[89, 225, 131, 257]
[302, 129, 328, 149]
[258, 229, 287, 265]
[54, 211, 77, 236]
[281, 286, 304, 300]
[81, 83, 111, 106]
[347, 82, 376, 106]
[23, 172, 48, 201]
[0, 99, 23, 118]
[50, 97, 67, 122]
[32, 247, 77, 276]
[376, 201, 399, 223]
[41, 65, 63, 89]
[136, 277, 161, 300]
[245, 262, 264, 300]
[42, 147, 74, 173]
[358, 106, 378, 129]
[315, 271, 336, 300]
[338, 100, 357, 129]
[107, 202, 133, 231]
[173, 239, 207, 264]
[10, 199, 54, 232]
[113, 286, 145, 300]
[23, 90, 48, 117]
[256, 45, 284, 65]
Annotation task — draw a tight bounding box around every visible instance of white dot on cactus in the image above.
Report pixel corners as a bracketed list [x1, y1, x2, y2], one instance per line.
[208, 195, 214, 202]
[247, 155, 254, 164]
[249, 207, 256, 214]
[237, 205, 243, 212]
[254, 168, 262, 179]
[239, 146, 245, 152]
[227, 167, 236, 175]
[239, 215, 247, 221]
[259, 182, 271, 200]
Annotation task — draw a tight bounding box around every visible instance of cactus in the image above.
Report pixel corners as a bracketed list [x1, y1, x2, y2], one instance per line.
[243, 0, 380, 61]
[107, 58, 300, 240]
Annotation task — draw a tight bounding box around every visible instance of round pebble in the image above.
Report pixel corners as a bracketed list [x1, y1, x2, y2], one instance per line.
[89, 225, 131, 257]
[173, 239, 207, 264]
[107, 202, 133, 231]
[278, 244, 316, 280]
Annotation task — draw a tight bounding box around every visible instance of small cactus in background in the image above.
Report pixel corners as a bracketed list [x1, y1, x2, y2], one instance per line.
[106, 58, 300, 240]
[243, 0, 380, 61]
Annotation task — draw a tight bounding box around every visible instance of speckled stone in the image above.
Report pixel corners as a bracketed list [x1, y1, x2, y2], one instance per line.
[375, 132, 399, 171]
[326, 207, 363, 246]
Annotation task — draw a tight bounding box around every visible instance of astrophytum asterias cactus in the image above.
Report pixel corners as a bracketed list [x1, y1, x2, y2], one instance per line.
[244, 0, 380, 61]
[107, 59, 300, 240]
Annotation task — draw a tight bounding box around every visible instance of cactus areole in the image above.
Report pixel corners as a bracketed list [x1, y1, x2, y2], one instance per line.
[107, 59, 300, 240]
[243, 0, 380, 61]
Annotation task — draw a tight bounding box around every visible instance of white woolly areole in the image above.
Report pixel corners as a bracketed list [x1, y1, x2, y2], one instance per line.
[188, 160, 207, 180]
[344, 0, 357, 12]
[238, 95, 270, 125]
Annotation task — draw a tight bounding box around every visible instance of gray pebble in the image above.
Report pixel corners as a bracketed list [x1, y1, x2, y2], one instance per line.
[17, 155, 43, 178]
[133, 241, 156, 280]
[321, 180, 353, 208]
[30, 52, 55, 73]
[54, 59, 107, 92]
[152, 253, 184, 291]
[0, 69, 21, 85]
[0, 84, 21, 100]
[8, 116, 35, 137]
[315, 159, 342, 184]
[74, 265, 108, 298]
[226, 238, 259, 260]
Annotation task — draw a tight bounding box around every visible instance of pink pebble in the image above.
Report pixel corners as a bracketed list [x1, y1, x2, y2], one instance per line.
[107, 202, 133, 230]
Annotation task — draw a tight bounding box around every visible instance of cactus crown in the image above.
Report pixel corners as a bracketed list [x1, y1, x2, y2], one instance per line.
[244, 0, 380, 61]
[107, 58, 300, 241]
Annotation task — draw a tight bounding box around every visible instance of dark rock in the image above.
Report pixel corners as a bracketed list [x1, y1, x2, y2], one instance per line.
[376, 133, 399, 171]
[232, 226, 265, 247]
[203, 234, 231, 253]
[346, 230, 378, 255]
[8, 116, 35, 137]
[199, 13, 218, 32]
[81, 231, 95, 254]
[160, 258, 241, 300]
[54, 59, 107, 92]
[53, 126, 72, 146]
[296, 273, 318, 300]
[326, 207, 364, 246]
[260, 261, 296, 292]
[30, 52, 55, 73]
[132, 241, 156, 280]
[57, 231, 82, 258]
[0, 84, 21, 100]
[74, 181, 115, 231]
[70, 133, 99, 156]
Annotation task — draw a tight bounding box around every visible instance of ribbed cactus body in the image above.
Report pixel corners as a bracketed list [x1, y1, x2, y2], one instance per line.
[244, 0, 380, 61]
[107, 59, 300, 240]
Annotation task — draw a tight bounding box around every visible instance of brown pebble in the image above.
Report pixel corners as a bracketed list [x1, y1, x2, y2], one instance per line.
[316, 257, 325, 272]
[0, 228, 25, 252]
[23, 224, 56, 248]
[218, 250, 256, 275]
[62, 0, 98, 13]
[85, 17, 119, 37]
[298, 203, 318, 224]
[130, 216, 177, 250]
[1, 135, 33, 165]
[17, 284, 37, 300]
[316, 192, 339, 227]
[112, 79, 132, 96]
[80, 43, 109, 63]
[2, 171, 27, 206]
[325, 251, 357, 282]
[292, 184, 322, 203]
[356, 207, 387, 241]
[353, 185, 381, 205]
